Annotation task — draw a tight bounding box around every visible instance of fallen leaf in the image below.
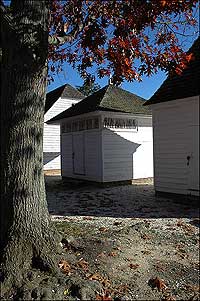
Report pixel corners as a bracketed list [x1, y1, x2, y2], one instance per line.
[175, 244, 189, 259]
[129, 263, 140, 269]
[89, 273, 103, 281]
[97, 252, 106, 258]
[184, 284, 199, 292]
[96, 292, 112, 301]
[99, 227, 108, 232]
[77, 258, 89, 271]
[148, 276, 168, 291]
[141, 233, 152, 240]
[176, 220, 195, 234]
[114, 284, 129, 293]
[89, 273, 111, 287]
[101, 278, 111, 287]
[58, 260, 72, 275]
[154, 261, 165, 272]
[108, 251, 117, 257]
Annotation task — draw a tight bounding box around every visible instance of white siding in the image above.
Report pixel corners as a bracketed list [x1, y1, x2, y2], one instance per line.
[61, 134, 73, 175]
[102, 116, 153, 182]
[85, 131, 102, 181]
[152, 96, 199, 196]
[43, 97, 82, 170]
[61, 130, 102, 181]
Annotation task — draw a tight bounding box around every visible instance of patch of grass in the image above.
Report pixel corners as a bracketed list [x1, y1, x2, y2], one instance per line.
[54, 221, 95, 238]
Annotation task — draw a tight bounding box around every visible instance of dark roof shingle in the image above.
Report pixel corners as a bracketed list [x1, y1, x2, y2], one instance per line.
[48, 85, 151, 123]
[45, 84, 84, 113]
[144, 37, 200, 106]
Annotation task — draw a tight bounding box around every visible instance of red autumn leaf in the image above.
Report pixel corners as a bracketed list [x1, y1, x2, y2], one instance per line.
[89, 273, 111, 288]
[161, 0, 167, 6]
[149, 276, 168, 291]
[48, 0, 198, 84]
[96, 292, 112, 301]
[89, 272, 103, 281]
[76, 258, 89, 271]
[58, 259, 72, 275]
[186, 53, 194, 62]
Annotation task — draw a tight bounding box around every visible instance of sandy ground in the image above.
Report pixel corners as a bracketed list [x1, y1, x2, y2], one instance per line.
[46, 176, 199, 301]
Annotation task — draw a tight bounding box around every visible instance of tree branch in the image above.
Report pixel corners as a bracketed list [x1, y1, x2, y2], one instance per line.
[48, 19, 84, 46]
[48, 34, 74, 45]
[0, 0, 16, 46]
[0, 1, 14, 31]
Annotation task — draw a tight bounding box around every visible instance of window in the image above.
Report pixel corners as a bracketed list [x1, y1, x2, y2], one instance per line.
[72, 121, 78, 132]
[86, 119, 93, 130]
[62, 117, 100, 133]
[103, 117, 137, 129]
[65, 122, 71, 132]
[79, 120, 85, 131]
[94, 118, 99, 129]
[104, 117, 114, 127]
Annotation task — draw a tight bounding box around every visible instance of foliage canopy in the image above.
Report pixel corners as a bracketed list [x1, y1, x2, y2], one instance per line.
[48, 0, 199, 84]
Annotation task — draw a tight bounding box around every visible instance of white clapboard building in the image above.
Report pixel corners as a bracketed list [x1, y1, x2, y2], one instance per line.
[48, 84, 153, 182]
[44, 84, 83, 173]
[144, 37, 199, 197]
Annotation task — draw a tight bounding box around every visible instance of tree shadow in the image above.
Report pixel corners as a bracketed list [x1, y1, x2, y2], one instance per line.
[46, 176, 199, 220]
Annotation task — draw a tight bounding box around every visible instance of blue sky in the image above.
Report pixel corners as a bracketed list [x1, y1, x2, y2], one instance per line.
[47, 64, 167, 100]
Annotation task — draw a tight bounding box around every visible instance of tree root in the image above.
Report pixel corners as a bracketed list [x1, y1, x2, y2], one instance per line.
[0, 224, 102, 300]
[0, 230, 63, 300]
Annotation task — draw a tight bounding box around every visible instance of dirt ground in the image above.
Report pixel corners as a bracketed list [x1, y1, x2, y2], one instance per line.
[46, 176, 199, 301]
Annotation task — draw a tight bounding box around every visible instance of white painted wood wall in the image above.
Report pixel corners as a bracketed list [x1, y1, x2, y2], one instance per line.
[102, 114, 153, 182]
[60, 111, 153, 182]
[151, 96, 199, 196]
[43, 97, 82, 171]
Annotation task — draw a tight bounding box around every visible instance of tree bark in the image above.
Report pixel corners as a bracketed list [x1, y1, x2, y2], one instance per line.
[0, 0, 60, 295]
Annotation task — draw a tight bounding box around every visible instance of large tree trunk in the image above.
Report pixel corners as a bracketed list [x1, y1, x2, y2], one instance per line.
[0, 0, 60, 296]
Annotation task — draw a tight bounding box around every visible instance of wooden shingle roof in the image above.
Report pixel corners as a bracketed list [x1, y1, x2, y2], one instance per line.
[45, 84, 84, 113]
[48, 85, 151, 123]
[144, 37, 200, 106]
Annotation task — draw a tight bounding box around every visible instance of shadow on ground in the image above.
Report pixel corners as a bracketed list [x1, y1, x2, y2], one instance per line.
[45, 176, 199, 220]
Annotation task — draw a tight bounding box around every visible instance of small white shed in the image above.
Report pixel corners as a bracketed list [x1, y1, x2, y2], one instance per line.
[48, 85, 153, 182]
[144, 37, 199, 197]
[44, 84, 83, 173]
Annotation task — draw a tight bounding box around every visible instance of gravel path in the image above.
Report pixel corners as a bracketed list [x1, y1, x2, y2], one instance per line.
[46, 176, 198, 220]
